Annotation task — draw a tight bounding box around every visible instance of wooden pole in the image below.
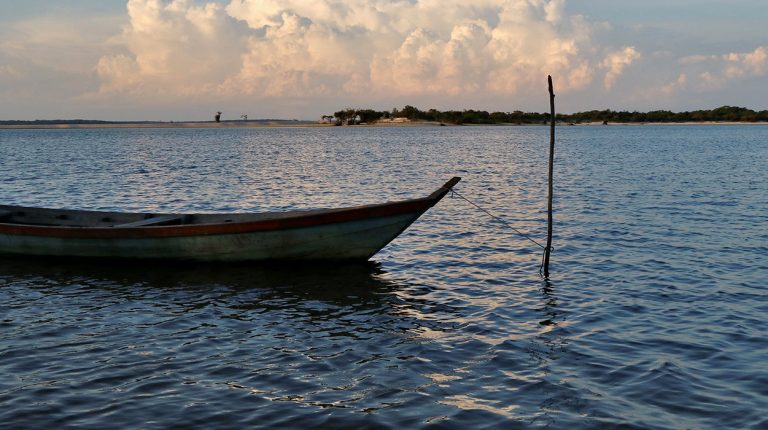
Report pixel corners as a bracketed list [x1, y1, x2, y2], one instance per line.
[543, 76, 555, 278]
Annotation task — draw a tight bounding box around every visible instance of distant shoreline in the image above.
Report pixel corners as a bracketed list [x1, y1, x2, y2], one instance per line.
[1, 120, 766, 130]
[0, 120, 319, 130]
[570, 121, 768, 126]
[4, 105, 766, 129]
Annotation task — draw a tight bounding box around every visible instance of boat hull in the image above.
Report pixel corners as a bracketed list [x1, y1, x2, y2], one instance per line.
[0, 212, 424, 262]
[0, 177, 460, 261]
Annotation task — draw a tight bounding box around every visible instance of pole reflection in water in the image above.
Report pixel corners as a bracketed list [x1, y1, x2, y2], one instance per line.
[526, 279, 587, 427]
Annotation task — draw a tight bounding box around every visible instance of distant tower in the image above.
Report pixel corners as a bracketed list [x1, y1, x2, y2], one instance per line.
[215, 112, 222, 123]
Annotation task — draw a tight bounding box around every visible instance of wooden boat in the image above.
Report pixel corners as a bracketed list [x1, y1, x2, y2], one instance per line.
[0, 177, 461, 261]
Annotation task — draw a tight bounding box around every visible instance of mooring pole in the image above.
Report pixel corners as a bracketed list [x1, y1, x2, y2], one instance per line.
[543, 75, 555, 278]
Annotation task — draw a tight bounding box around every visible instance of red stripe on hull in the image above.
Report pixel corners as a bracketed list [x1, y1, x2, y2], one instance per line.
[0, 198, 433, 239]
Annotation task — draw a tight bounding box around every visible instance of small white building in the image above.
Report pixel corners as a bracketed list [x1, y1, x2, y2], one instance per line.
[319, 115, 337, 124]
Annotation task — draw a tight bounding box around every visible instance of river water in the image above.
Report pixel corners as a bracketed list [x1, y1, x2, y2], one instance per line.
[0, 125, 766, 429]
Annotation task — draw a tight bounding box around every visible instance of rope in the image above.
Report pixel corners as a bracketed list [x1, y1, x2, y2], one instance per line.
[450, 189, 546, 250]
[449, 189, 554, 276]
[539, 247, 552, 277]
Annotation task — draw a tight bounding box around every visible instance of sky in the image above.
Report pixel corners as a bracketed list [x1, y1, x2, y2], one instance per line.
[0, 0, 766, 121]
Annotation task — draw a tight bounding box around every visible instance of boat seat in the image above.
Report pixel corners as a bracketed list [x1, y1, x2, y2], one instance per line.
[114, 215, 187, 228]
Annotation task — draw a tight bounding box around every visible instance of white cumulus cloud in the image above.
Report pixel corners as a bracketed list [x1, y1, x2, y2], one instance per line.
[96, 0, 250, 97]
[663, 46, 768, 93]
[601, 46, 640, 90]
[93, 0, 623, 103]
[722, 46, 767, 79]
[3, 0, 768, 119]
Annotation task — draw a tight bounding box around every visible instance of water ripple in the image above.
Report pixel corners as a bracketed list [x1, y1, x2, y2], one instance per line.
[1, 125, 767, 429]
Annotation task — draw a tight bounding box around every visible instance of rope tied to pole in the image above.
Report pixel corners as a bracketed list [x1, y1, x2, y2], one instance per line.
[539, 246, 554, 277]
[450, 189, 547, 250]
[450, 189, 553, 275]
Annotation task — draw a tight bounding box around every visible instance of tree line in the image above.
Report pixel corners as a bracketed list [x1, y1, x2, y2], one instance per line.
[333, 105, 768, 125]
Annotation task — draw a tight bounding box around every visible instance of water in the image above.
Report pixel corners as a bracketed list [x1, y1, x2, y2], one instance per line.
[0, 125, 766, 429]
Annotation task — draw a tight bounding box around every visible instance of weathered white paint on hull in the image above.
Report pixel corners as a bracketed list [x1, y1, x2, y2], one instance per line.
[0, 212, 422, 261]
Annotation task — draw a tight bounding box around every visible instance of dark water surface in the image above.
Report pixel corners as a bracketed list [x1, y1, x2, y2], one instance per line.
[1, 125, 766, 429]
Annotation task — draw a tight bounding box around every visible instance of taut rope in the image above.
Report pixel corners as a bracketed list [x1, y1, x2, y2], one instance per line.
[450, 189, 553, 276]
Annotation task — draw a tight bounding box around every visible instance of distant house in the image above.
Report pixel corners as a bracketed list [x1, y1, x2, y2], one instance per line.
[377, 117, 409, 123]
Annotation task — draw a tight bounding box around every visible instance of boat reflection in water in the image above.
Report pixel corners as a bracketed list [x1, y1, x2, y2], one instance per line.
[0, 254, 579, 428]
[0, 257, 400, 306]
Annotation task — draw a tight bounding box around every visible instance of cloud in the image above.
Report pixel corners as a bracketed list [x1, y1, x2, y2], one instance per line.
[634, 45, 768, 104]
[601, 46, 640, 90]
[659, 73, 687, 95]
[664, 46, 768, 93]
[678, 54, 714, 65]
[722, 46, 767, 78]
[0, 14, 121, 110]
[94, 0, 251, 98]
[0, 14, 122, 76]
[92, 0, 618, 103]
[9, 0, 765, 119]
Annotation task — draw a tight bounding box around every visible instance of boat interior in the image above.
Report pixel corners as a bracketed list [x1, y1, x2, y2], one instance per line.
[0, 204, 347, 228]
[0, 178, 457, 229]
[0, 200, 416, 229]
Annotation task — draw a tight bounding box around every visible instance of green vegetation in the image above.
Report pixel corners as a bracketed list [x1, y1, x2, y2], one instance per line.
[3, 106, 766, 126]
[333, 105, 768, 125]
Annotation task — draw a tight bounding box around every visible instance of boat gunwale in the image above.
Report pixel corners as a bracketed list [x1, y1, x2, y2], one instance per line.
[0, 178, 461, 239]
